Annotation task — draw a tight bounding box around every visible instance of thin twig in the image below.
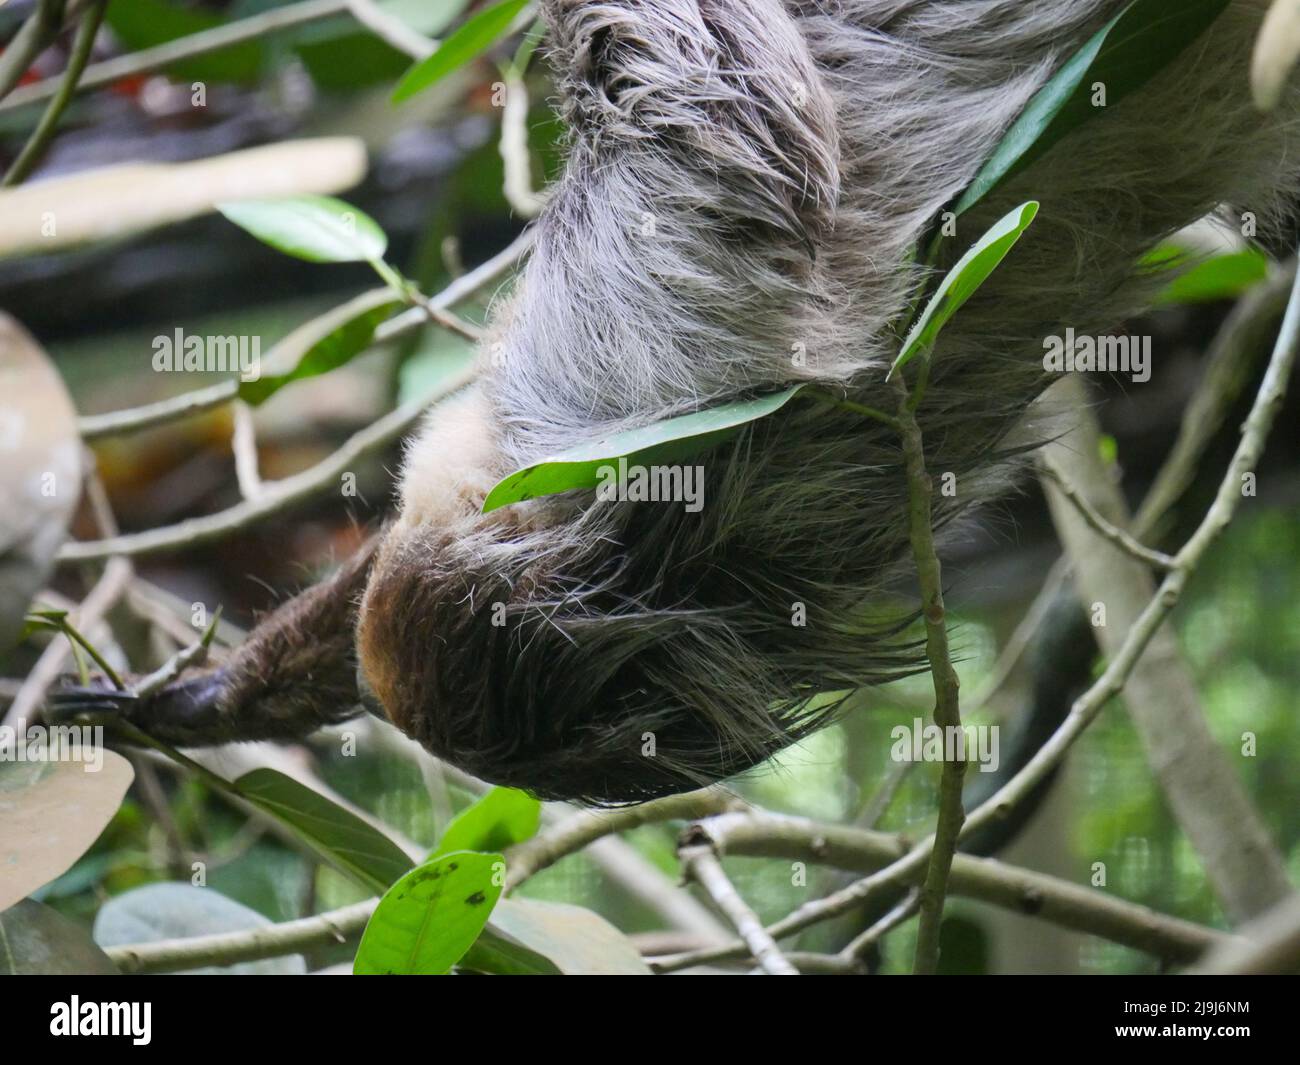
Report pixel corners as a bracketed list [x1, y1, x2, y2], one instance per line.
[680, 843, 798, 975]
[650, 811, 1234, 972]
[2, 0, 105, 186]
[891, 373, 965, 975]
[1038, 453, 1175, 570]
[0, 0, 351, 114]
[3, 558, 131, 727]
[0, 0, 67, 102]
[497, 70, 545, 218]
[840, 889, 920, 963]
[502, 790, 740, 892]
[61, 372, 471, 560]
[231, 401, 263, 500]
[76, 230, 531, 440]
[106, 899, 376, 973]
[1042, 377, 1292, 922]
[406, 290, 485, 342]
[345, 0, 436, 59]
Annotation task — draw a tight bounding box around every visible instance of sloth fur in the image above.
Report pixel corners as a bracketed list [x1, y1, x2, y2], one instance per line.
[91, 0, 1300, 804]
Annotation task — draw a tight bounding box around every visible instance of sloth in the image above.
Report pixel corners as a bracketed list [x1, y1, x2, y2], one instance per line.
[57, 0, 1300, 804]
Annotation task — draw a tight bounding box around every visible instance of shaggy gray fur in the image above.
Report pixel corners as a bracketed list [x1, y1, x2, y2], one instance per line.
[135, 0, 1288, 805]
[355, 0, 1300, 803]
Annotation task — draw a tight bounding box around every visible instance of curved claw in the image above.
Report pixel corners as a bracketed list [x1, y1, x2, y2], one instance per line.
[45, 681, 139, 724]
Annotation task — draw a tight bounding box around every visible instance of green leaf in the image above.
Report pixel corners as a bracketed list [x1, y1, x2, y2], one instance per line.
[216, 196, 388, 264]
[432, 787, 540, 858]
[233, 768, 413, 896]
[469, 898, 652, 975]
[1150, 247, 1271, 305]
[238, 289, 402, 406]
[391, 0, 529, 103]
[482, 385, 806, 513]
[291, 1, 472, 91]
[460, 918, 563, 975]
[105, 0, 264, 85]
[353, 851, 503, 975]
[953, 0, 1230, 217]
[892, 201, 1040, 378]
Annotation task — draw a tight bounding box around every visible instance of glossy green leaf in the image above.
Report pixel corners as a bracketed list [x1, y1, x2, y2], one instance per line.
[238, 289, 402, 406]
[217, 196, 388, 264]
[892, 202, 1039, 377]
[953, 0, 1230, 216]
[433, 787, 541, 858]
[1151, 248, 1271, 305]
[353, 851, 503, 975]
[482, 385, 806, 512]
[392, 0, 529, 103]
[233, 768, 413, 895]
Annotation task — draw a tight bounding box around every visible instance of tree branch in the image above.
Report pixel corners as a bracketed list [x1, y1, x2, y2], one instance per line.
[891, 372, 965, 974]
[1040, 375, 1293, 923]
[2, 0, 104, 186]
[680, 842, 798, 975]
[1038, 452, 1174, 570]
[502, 789, 740, 892]
[0, 0, 351, 114]
[106, 899, 376, 974]
[0, 0, 67, 102]
[650, 811, 1236, 972]
[76, 230, 530, 440]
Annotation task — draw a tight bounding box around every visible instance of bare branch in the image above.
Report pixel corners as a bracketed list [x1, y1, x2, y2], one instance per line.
[345, 0, 436, 60]
[502, 790, 741, 892]
[231, 401, 263, 501]
[61, 371, 470, 561]
[680, 842, 799, 975]
[76, 230, 531, 440]
[2, 0, 105, 186]
[1188, 894, 1300, 975]
[1040, 375, 1293, 922]
[107, 899, 376, 974]
[1038, 452, 1175, 570]
[651, 811, 1235, 972]
[0, 0, 67, 102]
[498, 72, 545, 218]
[0, 0, 352, 115]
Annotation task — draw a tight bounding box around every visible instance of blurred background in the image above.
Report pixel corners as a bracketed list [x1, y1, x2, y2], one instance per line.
[1, 0, 1297, 974]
